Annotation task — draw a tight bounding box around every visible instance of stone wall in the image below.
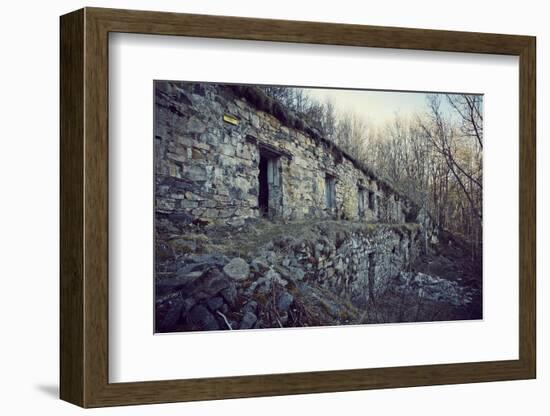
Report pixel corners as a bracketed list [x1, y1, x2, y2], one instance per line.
[156, 221, 424, 331]
[277, 223, 421, 306]
[154, 81, 417, 227]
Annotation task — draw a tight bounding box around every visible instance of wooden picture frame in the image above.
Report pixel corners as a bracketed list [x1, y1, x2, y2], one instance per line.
[60, 7, 536, 408]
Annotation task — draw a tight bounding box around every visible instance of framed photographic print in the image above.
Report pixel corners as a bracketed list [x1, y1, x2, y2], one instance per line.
[60, 7, 536, 407]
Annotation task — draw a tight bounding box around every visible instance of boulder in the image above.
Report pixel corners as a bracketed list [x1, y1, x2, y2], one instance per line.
[246, 268, 288, 295]
[158, 267, 231, 300]
[155, 272, 203, 297]
[220, 283, 238, 307]
[188, 305, 219, 331]
[289, 267, 305, 281]
[181, 297, 196, 314]
[206, 296, 224, 311]
[240, 311, 257, 330]
[243, 300, 258, 315]
[250, 257, 270, 273]
[277, 292, 294, 313]
[223, 257, 250, 280]
[177, 253, 229, 270]
[175, 263, 209, 278]
[156, 298, 185, 332]
[204, 273, 231, 296]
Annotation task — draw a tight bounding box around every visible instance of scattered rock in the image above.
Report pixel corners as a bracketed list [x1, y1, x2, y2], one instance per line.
[250, 257, 270, 273]
[219, 303, 229, 314]
[188, 305, 219, 331]
[180, 297, 196, 315]
[397, 272, 475, 307]
[315, 243, 324, 257]
[179, 253, 229, 268]
[187, 270, 205, 278]
[247, 268, 287, 295]
[155, 216, 481, 331]
[279, 311, 289, 325]
[240, 311, 257, 329]
[277, 292, 294, 313]
[223, 257, 250, 280]
[319, 298, 340, 317]
[264, 251, 277, 263]
[206, 296, 224, 311]
[155, 274, 201, 297]
[275, 265, 291, 280]
[243, 300, 258, 314]
[175, 264, 208, 279]
[192, 291, 211, 302]
[220, 283, 238, 307]
[156, 297, 185, 332]
[203, 273, 231, 296]
[266, 269, 287, 286]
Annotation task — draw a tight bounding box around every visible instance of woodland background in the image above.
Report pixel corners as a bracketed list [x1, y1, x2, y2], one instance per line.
[262, 86, 483, 256]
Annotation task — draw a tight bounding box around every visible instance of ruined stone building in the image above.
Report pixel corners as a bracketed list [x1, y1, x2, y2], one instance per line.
[154, 81, 420, 228]
[153, 82, 479, 332]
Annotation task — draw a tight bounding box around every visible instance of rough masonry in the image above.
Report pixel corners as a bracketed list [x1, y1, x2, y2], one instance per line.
[154, 82, 425, 227]
[153, 81, 464, 332]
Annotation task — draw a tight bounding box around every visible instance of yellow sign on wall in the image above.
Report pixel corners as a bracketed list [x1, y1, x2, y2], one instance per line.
[223, 114, 239, 125]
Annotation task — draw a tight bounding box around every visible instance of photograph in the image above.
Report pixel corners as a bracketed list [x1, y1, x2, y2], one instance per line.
[154, 80, 483, 333]
[154, 81, 483, 333]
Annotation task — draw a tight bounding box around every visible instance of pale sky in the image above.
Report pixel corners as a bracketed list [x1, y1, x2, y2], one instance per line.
[303, 87, 454, 129]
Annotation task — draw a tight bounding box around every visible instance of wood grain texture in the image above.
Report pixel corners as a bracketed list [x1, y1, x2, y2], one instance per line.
[59, 7, 537, 408]
[518, 38, 537, 375]
[59, 8, 84, 407]
[88, 7, 532, 54]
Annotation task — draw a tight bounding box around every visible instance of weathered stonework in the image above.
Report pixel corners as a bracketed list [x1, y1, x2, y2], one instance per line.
[152, 81, 475, 333]
[154, 82, 418, 227]
[274, 223, 421, 306]
[154, 219, 481, 332]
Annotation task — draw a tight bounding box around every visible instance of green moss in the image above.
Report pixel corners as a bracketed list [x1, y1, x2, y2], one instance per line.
[171, 220, 420, 265]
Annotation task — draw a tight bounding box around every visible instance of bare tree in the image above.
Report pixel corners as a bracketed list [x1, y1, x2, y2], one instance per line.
[420, 95, 482, 219]
[446, 94, 483, 149]
[323, 99, 337, 141]
[260, 86, 483, 257]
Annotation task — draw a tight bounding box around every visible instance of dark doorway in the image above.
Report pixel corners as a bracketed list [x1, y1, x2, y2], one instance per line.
[258, 155, 269, 216]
